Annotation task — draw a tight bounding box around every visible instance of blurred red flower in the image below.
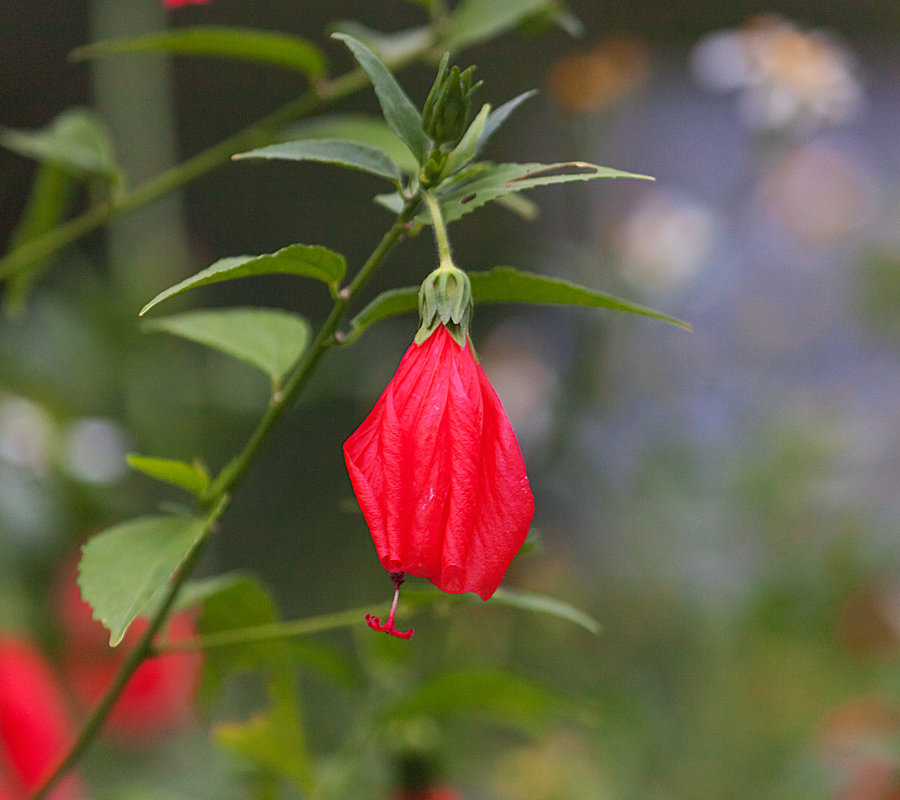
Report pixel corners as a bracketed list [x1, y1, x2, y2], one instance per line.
[344, 323, 534, 606]
[163, 0, 211, 8]
[0, 635, 81, 800]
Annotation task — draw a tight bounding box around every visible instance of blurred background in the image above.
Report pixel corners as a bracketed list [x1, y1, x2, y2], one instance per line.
[2, 2, 900, 799]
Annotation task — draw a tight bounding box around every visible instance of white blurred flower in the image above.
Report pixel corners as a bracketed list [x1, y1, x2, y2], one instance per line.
[61, 417, 131, 484]
[691, 14, 862, 133]
[614, 189, 715, 292]
[479, 324, 560, 452]
[0, 395, 56, 474]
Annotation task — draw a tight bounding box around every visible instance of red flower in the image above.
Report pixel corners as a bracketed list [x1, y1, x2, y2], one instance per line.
[0, 636, 81, 800]
[162, 0, 211, 8]
[344, 319, 534, 633]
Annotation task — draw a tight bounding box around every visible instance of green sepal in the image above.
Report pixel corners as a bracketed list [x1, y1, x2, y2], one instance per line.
[415, 264, 473, 347]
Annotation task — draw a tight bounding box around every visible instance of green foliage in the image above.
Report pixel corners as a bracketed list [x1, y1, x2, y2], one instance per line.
[126, 454, 210, 497]
[235, 139, 403, 184]
[3, 163, 73, 313]
[442, 103, 490, 178]
[332, 33, 429, 165]
[78, 515, 208, 646]
[280, 115, 418, 173]
[70, 26, 327, 80]
[196, 576, 313, 793]
[347, 266, 688, 341]
[442, 0, 557, 50]
[140, 244, 347, 315]
[378, 160, 654, 224]
[387, 668, 592, 733]
[1, 108, 119, 179]
[468, 267, 691, 329]
[143, 307, 311, 387]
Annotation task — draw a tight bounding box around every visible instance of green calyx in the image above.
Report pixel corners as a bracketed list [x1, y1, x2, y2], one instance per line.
[415, 264, 473, 348]
[421, 53, 482, 147]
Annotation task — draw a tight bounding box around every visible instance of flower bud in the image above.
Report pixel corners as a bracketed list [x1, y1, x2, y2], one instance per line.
[415, 265, 473, 347]
[422, 54, 481, 146]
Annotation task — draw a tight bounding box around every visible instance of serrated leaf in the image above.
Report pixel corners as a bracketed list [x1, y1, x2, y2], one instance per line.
[235, 139, 402, 184]
[281, 115, 418, 173]
[78, 515, 208, 646]
[126, 454, 210, 496]
[347, 266, 689, 338]
[468, 267, 691, 329]
[442, 0, 552, 50]
[140, 243, 346, 315]
[143, 307, 310, 384]
[443, 103, 490, 177]
[1, 108, 118, 179]
[332, 33, 428, 165]
[387, 668, 591, 732]
[376, 161, 652, 224]
[70, 26, 326, 80]
[435, 161, 653, 224]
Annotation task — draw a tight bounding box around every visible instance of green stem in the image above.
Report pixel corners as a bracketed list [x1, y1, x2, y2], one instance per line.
[423, 190, 454, 270]
[30, 508, 220, 800]
[28, 194, 419, 800]
[205, 195, 420, 502]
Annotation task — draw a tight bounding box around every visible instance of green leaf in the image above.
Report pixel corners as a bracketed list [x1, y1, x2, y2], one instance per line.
[377, 161, 652, 224]
[3, 163, 75, 314]
[70, 26, 326, 80]
[332, 33, 428, 165]
[442, 0, 553, 50]
[1, 108, 118, 179]
[140, 243, 346, 315]
[281, 114, 418, 173]
[214, 675, 311, 794]
[143, 307, 311, 384]
[195, 574, 287, 708]
[126, 454, 210, 496]
[78, 515, 208, 646]
[234, 139, 402, 184]
[347, 286, 419, 339]
[443, 102, 490, 177]
[198, 575, 313, 791]
[347, 267, 690, 338]
[436, 161, 653, 224]
[329, 21, 433, 64]
[491, 588, 600, 634]
[468, 267, 691, 329]
[387, 668, 591, 732]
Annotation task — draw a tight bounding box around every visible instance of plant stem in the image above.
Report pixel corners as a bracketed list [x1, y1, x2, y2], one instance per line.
[423, 190, 454, 270]
[30, 516, 217, 800]
[206, 195, 421, 502]
[0, 60, 402, 282]
[28, 196, 419, 800]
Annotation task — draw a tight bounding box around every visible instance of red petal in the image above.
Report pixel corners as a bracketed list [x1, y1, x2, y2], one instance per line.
[345, 326, 534, 600]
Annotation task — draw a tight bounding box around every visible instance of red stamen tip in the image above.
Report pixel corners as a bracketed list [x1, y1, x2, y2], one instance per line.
[365, 613, 414, 639]
[366, 572, 414, 638]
